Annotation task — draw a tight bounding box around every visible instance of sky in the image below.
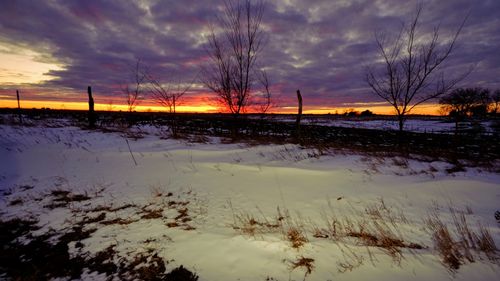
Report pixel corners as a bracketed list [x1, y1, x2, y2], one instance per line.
[0, 0, 499, 114]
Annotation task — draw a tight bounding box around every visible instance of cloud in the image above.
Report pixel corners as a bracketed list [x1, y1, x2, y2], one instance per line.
[0, 0, 499, 109]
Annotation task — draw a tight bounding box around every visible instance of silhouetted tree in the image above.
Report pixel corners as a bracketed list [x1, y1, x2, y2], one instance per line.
[148, 74, 193, 137]
[257, 70, 272, 114]
[439, 87, 490, 118]
[122, 59, 147, 112]
[148, 74, 191, 114]
[490, 90, 500, 115]
[366, 4, 469, 131]
[343, 108, 358, 117]
[440, 87, 491, 132]
[360, 109, 374, 117]
[202, 0, 270, 115]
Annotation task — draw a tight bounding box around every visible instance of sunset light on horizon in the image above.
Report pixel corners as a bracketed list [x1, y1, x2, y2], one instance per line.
[0, 97, 443, 115]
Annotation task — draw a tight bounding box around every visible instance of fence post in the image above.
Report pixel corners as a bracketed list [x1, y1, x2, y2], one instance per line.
[16, 90, 23, 124]
[295, 89, 303, 139]
[87, 86, 95, 128]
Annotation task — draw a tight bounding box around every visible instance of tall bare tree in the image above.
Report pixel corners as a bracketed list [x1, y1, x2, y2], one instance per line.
[257, 70, 272, 113]
[202, 0, 269, 115]
[366, 5, 469, 131]
[122, 59, 147, 112]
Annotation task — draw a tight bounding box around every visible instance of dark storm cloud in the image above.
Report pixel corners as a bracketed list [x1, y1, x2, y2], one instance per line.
[0, 0, 499, 108]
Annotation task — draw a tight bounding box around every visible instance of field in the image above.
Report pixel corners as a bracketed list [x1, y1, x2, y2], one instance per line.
[1, 111, 499, 281]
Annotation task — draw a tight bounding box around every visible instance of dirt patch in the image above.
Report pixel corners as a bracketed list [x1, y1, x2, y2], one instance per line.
[0, 217, 200, 280]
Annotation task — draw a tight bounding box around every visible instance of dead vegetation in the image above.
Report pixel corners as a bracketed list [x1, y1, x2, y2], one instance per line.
[230, 211, 281, 236]
[425, 204, 499, 271]
[44, 189, 92, 209]
[287, 227, 308, 249]
[0, 185, 202, 280]
[0, 216, 199, 280]
[229, 204, 311, 250]
[230, 197, 428, 274]
[290, 256, 315, 278]
[312, 198, 423, 265]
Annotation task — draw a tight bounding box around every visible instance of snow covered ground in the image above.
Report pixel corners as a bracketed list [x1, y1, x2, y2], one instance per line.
[1, 121, 499, 280]
[266, 115, 496, 134]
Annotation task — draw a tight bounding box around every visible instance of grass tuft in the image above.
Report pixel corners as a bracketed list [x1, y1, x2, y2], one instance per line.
[425, 205, 499, 271]
[290, 256, 315, 277]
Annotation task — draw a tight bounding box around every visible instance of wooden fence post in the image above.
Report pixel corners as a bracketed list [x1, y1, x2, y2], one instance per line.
[87, 86, 95, 128]
[16, 90, 23, 124]
[295, 89, 303, 139]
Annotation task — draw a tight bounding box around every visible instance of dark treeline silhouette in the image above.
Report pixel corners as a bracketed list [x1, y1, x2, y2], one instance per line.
[439, 87, 500, 133]
[439, 87, 499, 119]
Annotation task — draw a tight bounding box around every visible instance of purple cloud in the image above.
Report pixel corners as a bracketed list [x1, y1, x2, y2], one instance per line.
[0, 0, 499, 109]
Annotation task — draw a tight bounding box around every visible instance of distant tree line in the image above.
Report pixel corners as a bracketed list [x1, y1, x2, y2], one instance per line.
[439, 87, 500, 118]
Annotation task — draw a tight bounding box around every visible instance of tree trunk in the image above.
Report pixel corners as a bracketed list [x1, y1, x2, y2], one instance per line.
[295, 89, 303, 139]
[398, 115, 404, 132]
[171, 96, 177, 137]
[87, 86, 95, 128]
[16, 90, 22, 124]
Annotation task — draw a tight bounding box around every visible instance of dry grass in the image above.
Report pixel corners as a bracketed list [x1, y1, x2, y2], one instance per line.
[166, 222, 179, 228]
[8, 198, 23, 206]
[230, 212, 281, 236]
[140, 208, 164, 219]
[287, 227, 308, 249]
[342, 219, 420, 263]
[229, 198, 423, 268]
[101, 217, 137, 226]
[228, 201, 281, 236]
[228, 198, 498, 274]
[290, 256, 315, 277]
[311, 198, 424, 265]
[425, 204, 499, 271]
[477, 223, 498, 259]
[229, 205, 310, 249]
[44, 189, 92, 209]
[277, 208, 309, 249]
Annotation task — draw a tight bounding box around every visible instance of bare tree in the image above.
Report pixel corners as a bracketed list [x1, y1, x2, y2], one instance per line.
[148, 75, 191, 114]
[257, 70, 272, 113]
[366, 5, 469, 131]
[122, 59, 147, 112]
[202, 0, 269, 115]
[439, 88, 491, 130]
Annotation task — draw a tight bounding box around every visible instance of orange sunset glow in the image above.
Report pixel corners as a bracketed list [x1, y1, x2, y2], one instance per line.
[0, 97, 443, 115]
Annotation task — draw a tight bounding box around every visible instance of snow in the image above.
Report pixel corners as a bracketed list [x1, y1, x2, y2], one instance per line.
[0, 121, 499, 280]
[265, 115, 496, 134]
